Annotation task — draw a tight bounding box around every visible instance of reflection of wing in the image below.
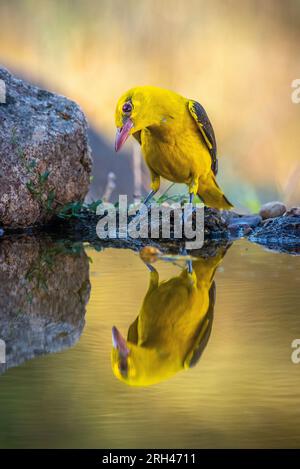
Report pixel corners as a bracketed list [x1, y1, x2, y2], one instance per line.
[127, 316, 139, 344]
[188, 100, 218, 175]
[184, 281, 216, 368]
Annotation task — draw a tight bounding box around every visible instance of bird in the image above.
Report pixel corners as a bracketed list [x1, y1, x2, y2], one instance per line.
[111, 246, 228, 386]
[115, 86, 233, 210]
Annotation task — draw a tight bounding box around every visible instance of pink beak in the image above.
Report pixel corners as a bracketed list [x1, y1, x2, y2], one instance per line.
[112, 326, 129, 358]
[115, 119, 134, 152]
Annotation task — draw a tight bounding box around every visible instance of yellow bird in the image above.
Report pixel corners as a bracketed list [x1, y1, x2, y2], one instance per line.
[115, 86, 233, 209]
[111, 246, 228, 386]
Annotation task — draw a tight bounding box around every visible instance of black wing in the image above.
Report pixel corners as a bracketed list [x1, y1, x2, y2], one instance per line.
[188, 100, 218, 175]
[184, 281, 216, 368]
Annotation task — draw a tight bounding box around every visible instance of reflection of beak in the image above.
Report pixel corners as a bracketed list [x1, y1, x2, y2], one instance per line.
[112, 326, 129, 358]
[115, 118, 134, 152]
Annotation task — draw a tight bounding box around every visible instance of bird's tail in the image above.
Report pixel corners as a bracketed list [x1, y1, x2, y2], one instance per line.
[197, 174, 233, 210]
[192, 244, 230, 287]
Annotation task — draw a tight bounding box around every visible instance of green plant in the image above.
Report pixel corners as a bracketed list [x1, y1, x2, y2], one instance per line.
[86, 199, 102, 213]
[26, 170, 56, 212]
[25, 241, 85, 295]
[57, 201, 84, 219]
[57, 199, 103, 219]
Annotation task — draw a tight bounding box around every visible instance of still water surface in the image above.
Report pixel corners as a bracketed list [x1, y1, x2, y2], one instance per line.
[0, 239, 299, 448]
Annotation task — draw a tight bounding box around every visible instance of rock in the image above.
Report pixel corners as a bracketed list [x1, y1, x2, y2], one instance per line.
[228, 215, 262, 229]
[228, 223, 252, 238]
[227, 214, 261, 238]
[139, 246, 162, 263]
[259, 201, 286, 220]
[286, 207, 300, 217]
[0, 67, 92, 228]
[249, 213, 300, 255]
[0, 236, 90, 373]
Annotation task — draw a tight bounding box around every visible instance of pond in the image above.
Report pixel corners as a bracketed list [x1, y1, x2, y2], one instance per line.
[0, 237, 299, 448]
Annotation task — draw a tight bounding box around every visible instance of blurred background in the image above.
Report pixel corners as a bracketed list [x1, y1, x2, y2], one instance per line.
[0, 0, 299, 210]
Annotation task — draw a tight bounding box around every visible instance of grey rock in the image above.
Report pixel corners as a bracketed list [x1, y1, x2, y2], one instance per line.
[286, 207, 300, 217]
[259, 201, 286, 220]
[0, 67, 92, 228]
[228, 214, 262, 229]
[249, 214, 300, 255]
[227, 214, 261, 239]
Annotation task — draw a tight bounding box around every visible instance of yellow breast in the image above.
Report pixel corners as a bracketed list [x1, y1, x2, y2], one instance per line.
[141, 109, 211, 184]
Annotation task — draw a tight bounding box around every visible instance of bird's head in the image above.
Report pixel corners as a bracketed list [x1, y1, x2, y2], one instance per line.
[111, 325, 177, 387]
[114, 86, 180, 151]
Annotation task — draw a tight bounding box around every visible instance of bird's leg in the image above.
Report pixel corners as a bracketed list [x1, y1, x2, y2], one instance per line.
[143, 189, 157, 207]
[137, 172, 159, 219]
[130, 174, 160, 227]
[146, 262, 156, 272]
[183, 183, 197, 276]
[182, 195, 192, 227]
[182, 247, 193, 274]
[145, 263, 159, 291]
[143, 172, 160, 207]
[183, 179, 197, 226]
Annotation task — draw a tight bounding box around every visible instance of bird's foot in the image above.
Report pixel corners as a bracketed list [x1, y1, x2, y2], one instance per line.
[143, 190, 157, 207]
[145, 262, 156, 272]
[182, 204, 194, 228]
[182, 247, 193, 274]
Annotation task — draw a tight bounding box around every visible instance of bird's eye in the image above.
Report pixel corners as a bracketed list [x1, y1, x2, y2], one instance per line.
[122, 102, 132, 114]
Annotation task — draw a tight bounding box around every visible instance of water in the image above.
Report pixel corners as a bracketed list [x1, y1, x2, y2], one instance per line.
[0, 237, 299, 448]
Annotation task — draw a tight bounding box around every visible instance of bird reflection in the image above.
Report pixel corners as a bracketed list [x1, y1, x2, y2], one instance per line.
[111, 246, 229, 386]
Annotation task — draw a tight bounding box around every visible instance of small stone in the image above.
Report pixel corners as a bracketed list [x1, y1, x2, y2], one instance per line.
[139, 246, 161, 264]
[286, 207, 300, 217]
[259, 201, 286, 220]
[228, 215, 262, 229]
[243, 226, 252, 235]
[228, 223, 252, 238]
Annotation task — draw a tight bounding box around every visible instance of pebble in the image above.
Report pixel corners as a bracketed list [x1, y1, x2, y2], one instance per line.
[228, 215, 262, 228]
[139, 246, 161, 264]
[287, 207, 300, 217]
[259, 201, 286, 220]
